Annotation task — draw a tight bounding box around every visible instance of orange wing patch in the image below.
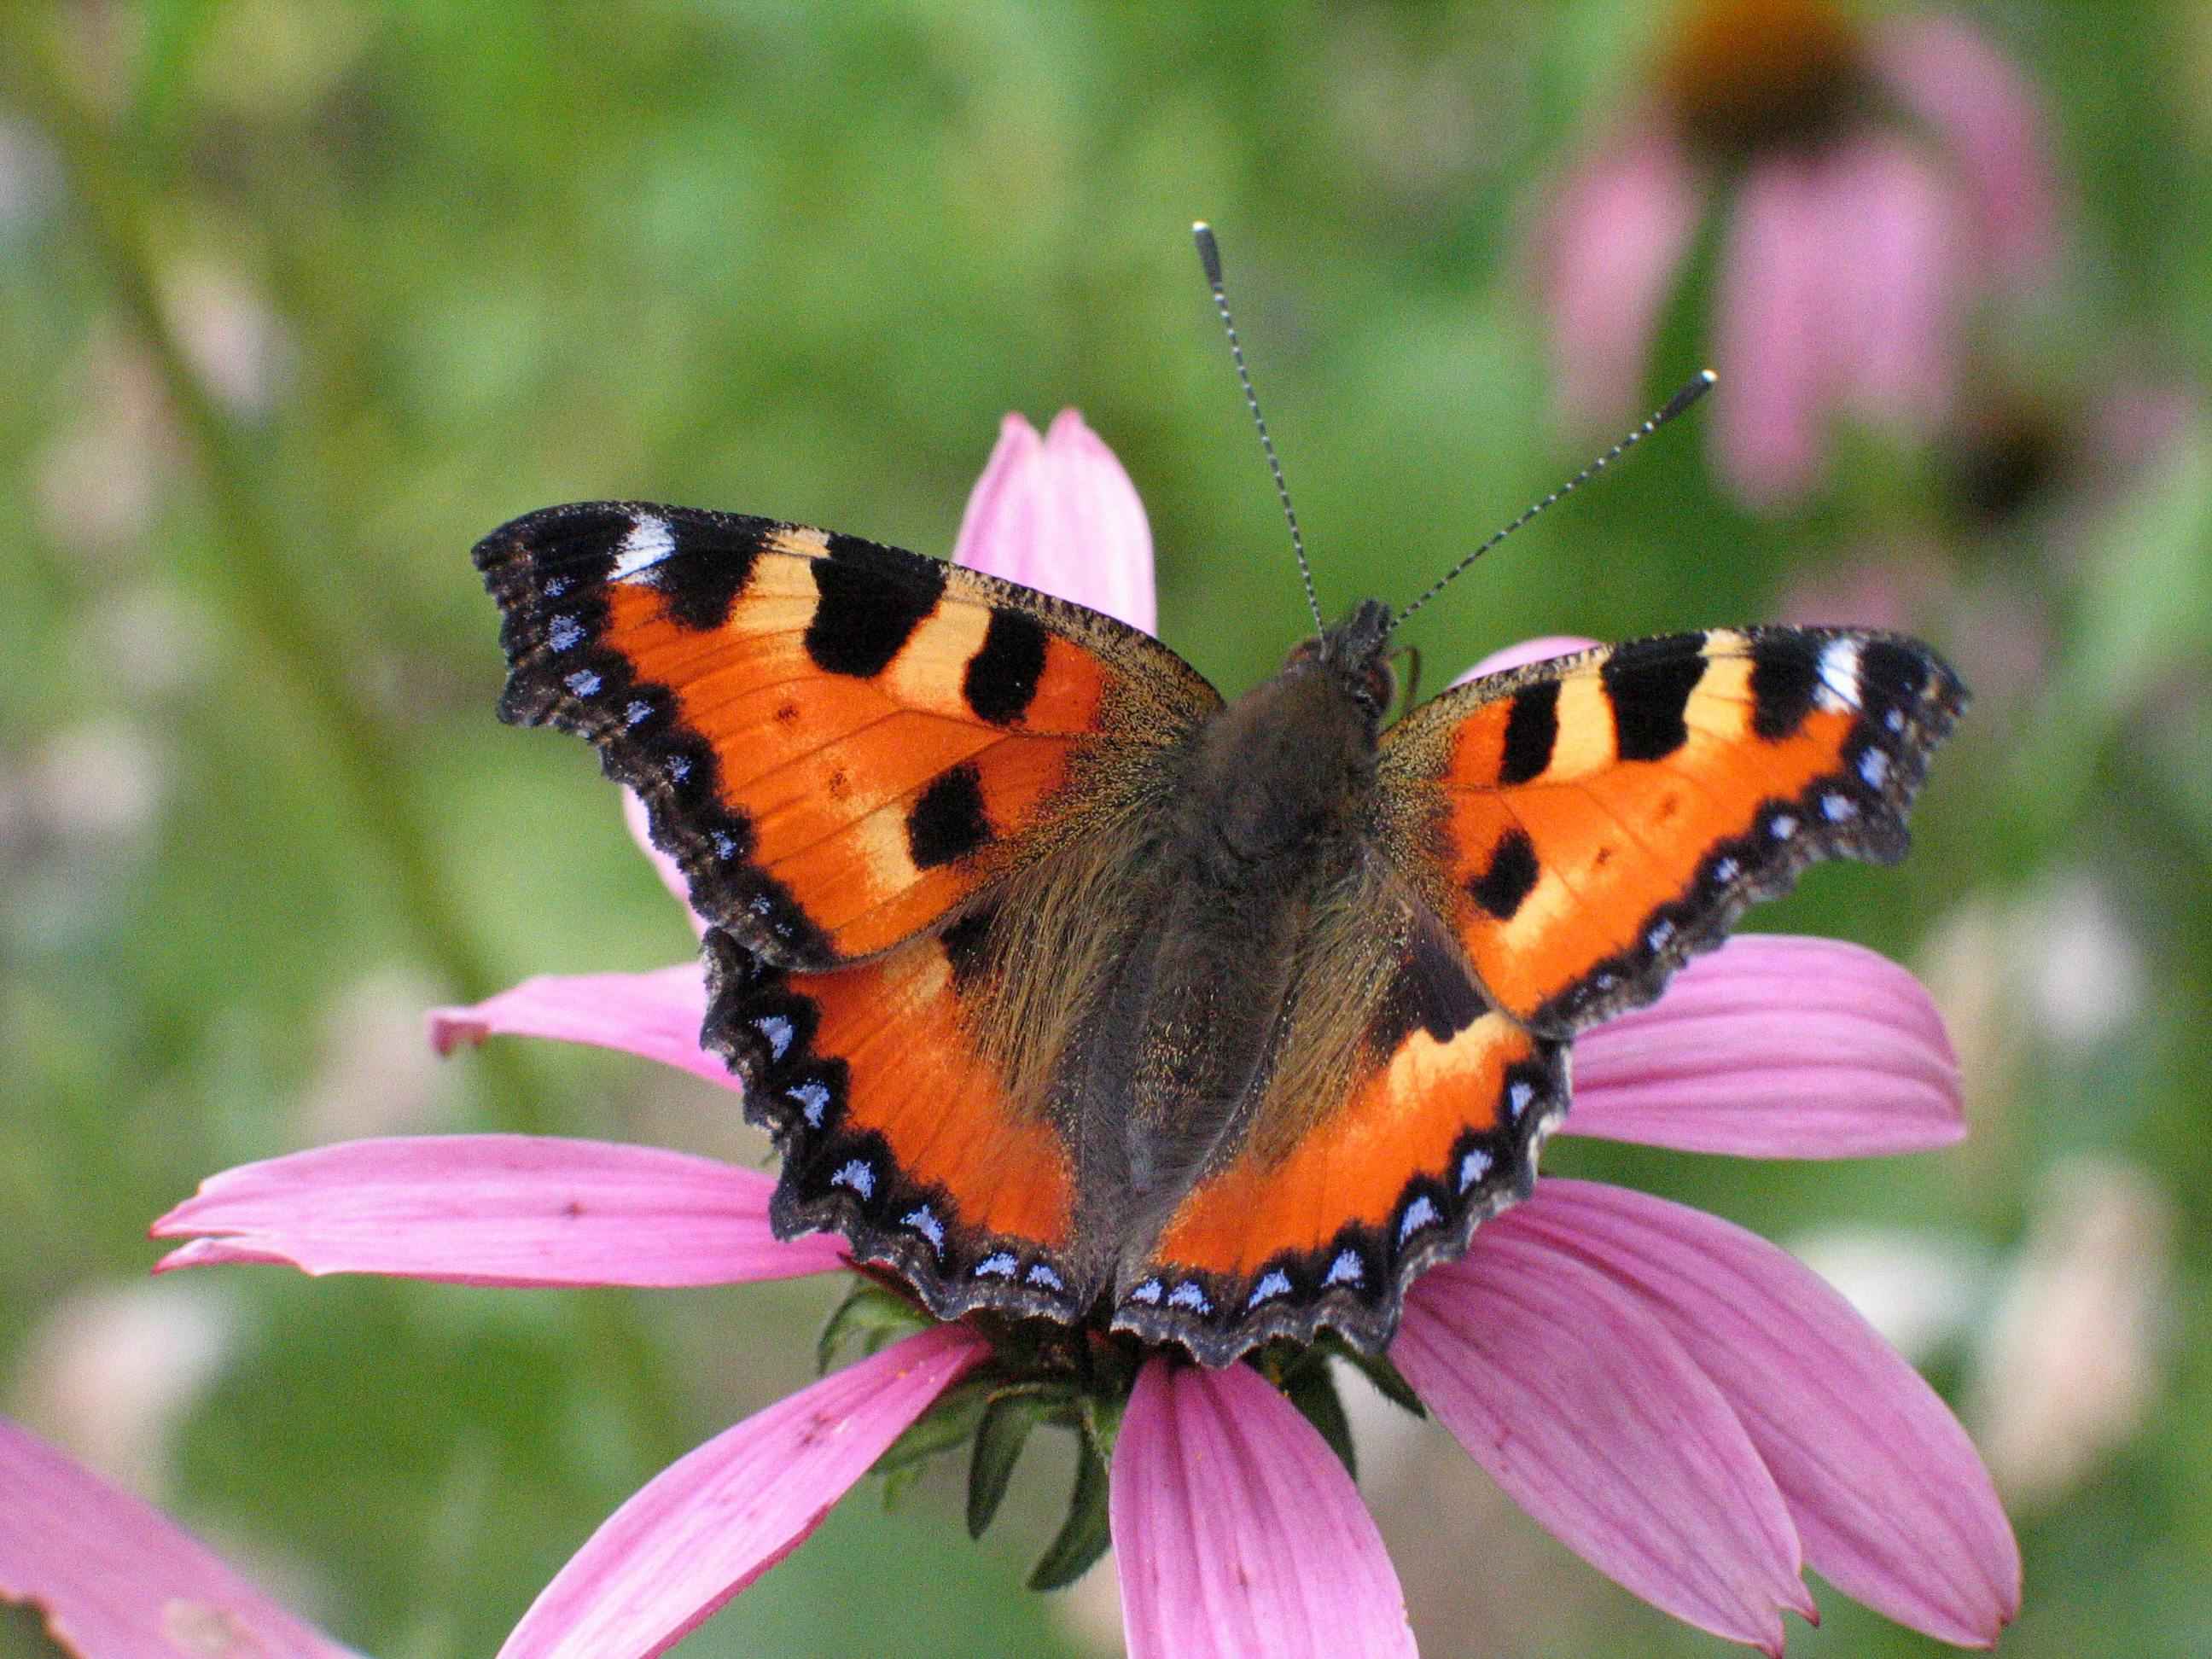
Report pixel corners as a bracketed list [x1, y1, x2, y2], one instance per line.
[1110, 914, 1569, 1363]
[477, 502, 1218, 970]
[701, 928, 1086, 1322]
[1382, 628, 1964, 1034]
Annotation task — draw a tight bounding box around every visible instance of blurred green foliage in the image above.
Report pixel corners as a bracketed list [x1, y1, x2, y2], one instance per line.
[2, 3, 2209, 1656]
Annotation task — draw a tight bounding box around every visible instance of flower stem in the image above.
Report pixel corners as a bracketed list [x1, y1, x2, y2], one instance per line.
[1, 14, 544, 1132]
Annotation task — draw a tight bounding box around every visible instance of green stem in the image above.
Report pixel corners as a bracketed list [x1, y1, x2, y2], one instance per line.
[3, 15, 697, 1470]
[3, 15, 543, 1133]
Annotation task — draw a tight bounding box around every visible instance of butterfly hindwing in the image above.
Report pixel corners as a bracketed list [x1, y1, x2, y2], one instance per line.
[1378, 627, 1965, 1033]
[1110, 892, 1569, 1361]
[701, 926, 1091, 1324]
[476, 502, 1221, 969]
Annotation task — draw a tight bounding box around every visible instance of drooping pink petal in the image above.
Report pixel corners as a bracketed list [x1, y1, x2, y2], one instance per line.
[500, 1325, 984, 1659]
[623, 789, 706, 932]
[1511, 1180, 2020, 1648]
[151, 1135, 845, 1287]
[1394, 1226, 1811, 1653]
[1543, 125, 1706, 430]
[952, 409, 1156, 634]
[1111, 1359, 1415, 1659]
[1450, 633, 1599, 690]
[1824, 133, 1964, 436]
[428, 964, 731, 1091]
[1711, 151, 1835, 507]
[1871, 15, 2061, 281]
[0, 1416, 359, 1659]
[1566, 934, 1966, 1158]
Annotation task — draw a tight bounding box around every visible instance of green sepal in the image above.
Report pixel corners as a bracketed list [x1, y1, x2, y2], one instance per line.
[816, 1278, 931, 1373]
[872, 1371, 991, 1510]
[1027, 1412, 1113, 1591]
[966, 1388, 1059, 1540]
[1277, 1349, 1358, 1479]
[1325, 1336, 1428, 1421]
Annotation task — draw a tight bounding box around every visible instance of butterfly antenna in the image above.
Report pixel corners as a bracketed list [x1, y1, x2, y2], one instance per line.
[1394, 370, 1717, 629]
[1193, 221, 1324, 632]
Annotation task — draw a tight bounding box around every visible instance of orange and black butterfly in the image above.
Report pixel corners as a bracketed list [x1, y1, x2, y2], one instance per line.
[475, 493, 1960, 1365]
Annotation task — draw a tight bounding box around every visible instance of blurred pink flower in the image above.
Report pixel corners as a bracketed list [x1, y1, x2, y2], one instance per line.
[1544, 0, 2061, 507]
[0, 1415, 358, 1659]
[154, 411, 2016, 1656]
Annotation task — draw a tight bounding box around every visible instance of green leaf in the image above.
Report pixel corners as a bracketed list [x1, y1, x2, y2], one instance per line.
[966, 1392, 1051, 1540]
[1028, 1427, 1113, 1592]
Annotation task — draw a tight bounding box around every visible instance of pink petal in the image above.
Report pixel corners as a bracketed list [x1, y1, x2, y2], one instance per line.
[1711, 153, 1835, 507]
[1566, 934, 1966, 1158]
[1394, 1225, 1810, 1653]
[1450, 633, 1599, 690]
[1542, 125, 1705, 429]
[151, 1135, 846, 1287]
[1871, 16, 2061, 280]
[0, 1416, 359, 1659]
[428, 963, 732, 1091]
[623, 789, 707, 933]
[1823, 135, 1964, 434]
[1111, 1359, 1415, 1659]
[500, 1325, 984, 1659]
[952, 409, 1156, 634]
[1513, 1181, 2021, 1647]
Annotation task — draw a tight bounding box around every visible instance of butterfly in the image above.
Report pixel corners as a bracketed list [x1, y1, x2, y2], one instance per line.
[474, 494, 1964, 1367]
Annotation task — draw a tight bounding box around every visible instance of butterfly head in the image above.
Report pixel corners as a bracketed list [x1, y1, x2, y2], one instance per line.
[1284, 598, 1397, 724]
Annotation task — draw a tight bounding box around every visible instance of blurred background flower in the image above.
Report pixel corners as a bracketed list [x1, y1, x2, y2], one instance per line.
[1, 1, 2207, 1656]
[1542, 0, 2061, 508]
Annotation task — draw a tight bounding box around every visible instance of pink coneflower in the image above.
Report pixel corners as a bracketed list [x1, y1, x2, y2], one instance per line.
[0, 1415, 358, 1659]
[154, 411, 2017, 1656]
[1544, 0, 2062, 508]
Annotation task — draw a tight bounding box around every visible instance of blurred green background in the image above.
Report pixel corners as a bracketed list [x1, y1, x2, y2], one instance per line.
[3, 2, 2209, 1655]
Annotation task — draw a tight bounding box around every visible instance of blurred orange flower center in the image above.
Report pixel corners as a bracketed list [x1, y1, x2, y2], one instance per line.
[1662, 0, 1868, 156]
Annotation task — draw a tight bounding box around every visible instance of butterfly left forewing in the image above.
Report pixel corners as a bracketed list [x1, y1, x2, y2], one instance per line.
[477, 502, 1220, 968]
[1377, 626, 1965, 1033]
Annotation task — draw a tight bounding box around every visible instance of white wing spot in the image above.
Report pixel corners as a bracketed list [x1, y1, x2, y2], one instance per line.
[1770, 813, 1797, 840]
[1126, 1279, 1164, 1306]
[667, 754, 692, 783]
[546, 615, 585, 653]
[711, 830, 738, 860]
[1458, 1149, 1493, 1191]
[1646, 918, 1675, 952]
[829, 1159, 875, 1199]
[1025, 1263, 1066, 1291]
[1167, 1282, 1212, 1313]
[1507, 1080, 1535, 1120]
[623, 700, 653, 728]
[1885, 707, 1907, 733]
[1814, 638, 1863, 712]
[612, 515, 678, 583]
[753, 1014, 794, 1060]
[1246, 1269, 1293, 1308]
[1822, 792, 1858, 822]
[1399, 1195, 1441, 1243]
[902, 1206, 945, 1254]
[1324, 1249, 1365, 1287]
[1713, 856, 1740, 884]
[975, 1252, 1018, 1279]
[1859, 748, 1890, 788]
[786, 1080, 830, 1127]
[564, 669, 602, 696]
